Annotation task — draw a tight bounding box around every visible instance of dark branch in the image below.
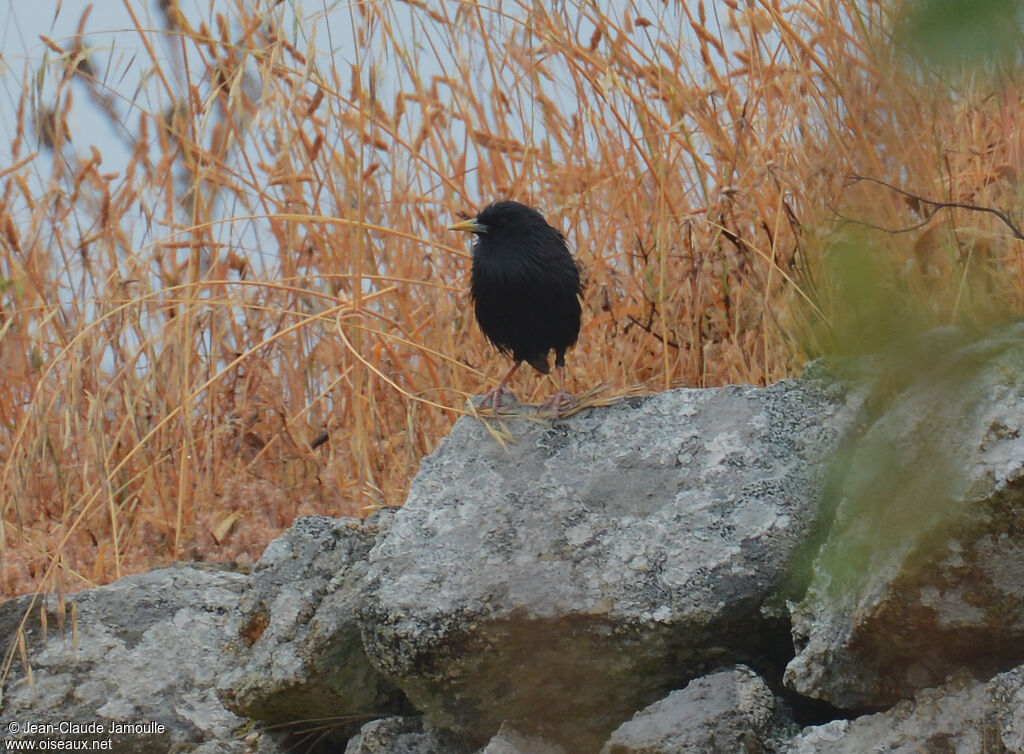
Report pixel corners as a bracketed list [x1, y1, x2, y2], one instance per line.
[627, 300, 681, 350]
[839, 174, 1024, 241]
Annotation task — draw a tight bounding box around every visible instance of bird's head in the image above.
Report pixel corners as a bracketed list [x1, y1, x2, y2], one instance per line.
[448, 201, 550, 238]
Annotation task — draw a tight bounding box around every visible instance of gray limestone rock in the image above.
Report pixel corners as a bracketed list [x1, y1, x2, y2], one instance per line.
[985, 666, 1024, 753]
[0, 565, 284, 753]
[343, 716, 472, 753]
[216, 514, 404, 744]
[785, 667, 1024, 753]
[358, 381, 860, 748]
[477, 723, 566, 754]
[599, 665, 778, 753]
[786, 325, 1024, 709]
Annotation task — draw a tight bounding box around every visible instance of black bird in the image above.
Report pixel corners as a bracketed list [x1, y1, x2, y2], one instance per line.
[449, 200, 582, 416]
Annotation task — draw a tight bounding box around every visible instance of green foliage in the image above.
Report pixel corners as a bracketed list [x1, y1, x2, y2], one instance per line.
[897, 0, 1024, 73]
[810, 236, 930, 359]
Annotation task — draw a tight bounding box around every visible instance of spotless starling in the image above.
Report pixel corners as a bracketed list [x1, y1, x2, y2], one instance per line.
[449, 201, 582, 416]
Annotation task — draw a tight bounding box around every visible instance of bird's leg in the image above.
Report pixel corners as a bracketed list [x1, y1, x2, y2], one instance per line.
[541, 364, 573, 417]
[479, 361, 521, 413]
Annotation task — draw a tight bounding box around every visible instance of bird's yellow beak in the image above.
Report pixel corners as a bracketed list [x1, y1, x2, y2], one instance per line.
[448, 217, 486, 233]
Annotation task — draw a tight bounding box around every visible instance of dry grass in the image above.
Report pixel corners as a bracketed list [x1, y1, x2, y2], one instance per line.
[0, 0, 1021, 599]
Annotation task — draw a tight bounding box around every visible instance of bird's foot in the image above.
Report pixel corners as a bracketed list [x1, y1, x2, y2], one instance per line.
[477, 384, 518, 414]
[540, 390, 574, 417]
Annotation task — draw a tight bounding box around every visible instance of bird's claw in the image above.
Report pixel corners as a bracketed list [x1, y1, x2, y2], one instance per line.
[478, 384, 518, 414]
[540, 390, 574, 417]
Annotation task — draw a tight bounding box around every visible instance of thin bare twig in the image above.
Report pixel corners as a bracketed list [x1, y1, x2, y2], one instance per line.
[836, 175, 1024, 241]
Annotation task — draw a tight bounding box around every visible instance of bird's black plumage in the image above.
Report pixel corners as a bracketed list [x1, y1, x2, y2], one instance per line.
[449, 200, 582, 413]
